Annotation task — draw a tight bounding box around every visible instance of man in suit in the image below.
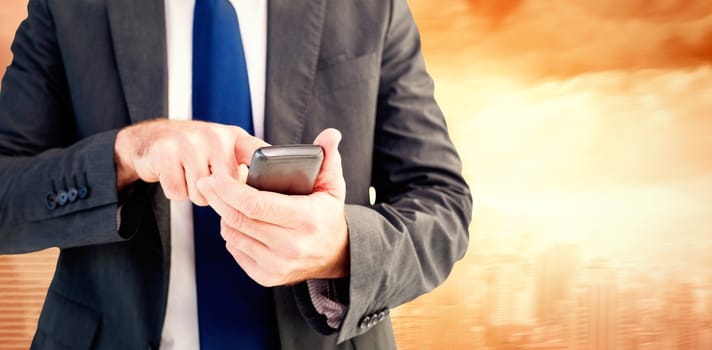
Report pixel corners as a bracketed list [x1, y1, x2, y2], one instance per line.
[0, 0, 472, 349]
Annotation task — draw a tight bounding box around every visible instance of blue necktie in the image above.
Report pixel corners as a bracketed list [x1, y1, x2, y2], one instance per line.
[192, 1, 279, 348]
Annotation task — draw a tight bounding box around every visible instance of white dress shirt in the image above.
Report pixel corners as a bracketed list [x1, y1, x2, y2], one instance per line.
[161, 0, 267, 349]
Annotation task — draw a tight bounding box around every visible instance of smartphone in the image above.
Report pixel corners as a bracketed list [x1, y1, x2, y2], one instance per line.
[246, 145, 324, 195]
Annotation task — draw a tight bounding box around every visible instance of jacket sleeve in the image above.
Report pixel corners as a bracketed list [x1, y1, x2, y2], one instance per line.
[0, 0, 139, 254]
[334, 0, 472, 342]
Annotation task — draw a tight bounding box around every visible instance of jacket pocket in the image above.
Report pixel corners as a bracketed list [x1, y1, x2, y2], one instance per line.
[315, 52, 379, 93]
[31, 290, 101, 349]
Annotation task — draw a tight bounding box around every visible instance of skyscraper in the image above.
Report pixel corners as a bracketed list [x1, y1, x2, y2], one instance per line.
[536, 244, 581, 323]
[486, 254, 535, 326]
[572, 259, 618, 350]
[664, 282, 696, 350]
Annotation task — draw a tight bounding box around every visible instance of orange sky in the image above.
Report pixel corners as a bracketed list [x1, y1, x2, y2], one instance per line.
[1, 0, 709, 265]
[2, 0, 704, 259]
[408, 0, 712, 260]
[412, 0, 712, 77]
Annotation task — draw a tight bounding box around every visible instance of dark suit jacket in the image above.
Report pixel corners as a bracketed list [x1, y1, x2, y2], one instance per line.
[0, 0, 472, 348]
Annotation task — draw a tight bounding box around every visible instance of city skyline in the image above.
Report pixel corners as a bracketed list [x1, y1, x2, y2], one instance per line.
[394, 227, 712, 350]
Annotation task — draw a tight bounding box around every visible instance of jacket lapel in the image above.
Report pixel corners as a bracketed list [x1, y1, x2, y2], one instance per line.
[264, 0, 327, 145]
[106, 0, 171, 272]
[106, 0, 168, 125]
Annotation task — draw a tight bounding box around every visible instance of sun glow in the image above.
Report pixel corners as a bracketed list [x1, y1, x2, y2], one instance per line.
[392, 1, 712, 349]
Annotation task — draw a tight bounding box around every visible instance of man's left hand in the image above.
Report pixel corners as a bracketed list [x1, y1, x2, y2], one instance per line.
[196, 129, 349, 287]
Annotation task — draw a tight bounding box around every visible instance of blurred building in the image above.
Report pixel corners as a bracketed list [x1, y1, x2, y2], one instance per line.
[536, 245, 581, 323]
[483, 254, 536, 349]
[570, 259, 618, 350]
[664, 283, 697, 350]
[486, 254, 535, 326]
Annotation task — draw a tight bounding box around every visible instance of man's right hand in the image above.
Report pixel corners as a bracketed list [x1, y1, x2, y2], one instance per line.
[114, 119, 268, 206]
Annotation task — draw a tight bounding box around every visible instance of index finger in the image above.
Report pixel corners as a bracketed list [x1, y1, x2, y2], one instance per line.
[198, 173, 306, 224]
[205, 126, 238, 179]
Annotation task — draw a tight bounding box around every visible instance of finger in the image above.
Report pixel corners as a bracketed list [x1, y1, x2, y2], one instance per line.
[219, 219, 305, 270]
[158, 160, 189, 201]
[197, 177, 247, 228]
[225, 241, 260, 277]
[183, 154, 210, 206]
[312, 128, 346, 199]
[132, 154, 160, 183]
[237, 164, 249, 184]
[225, 241, 276, 287]
[219, 223, 276, 267]
[198, 173, 301, 224]
[220, 218, 243, 242]
[233, 129, 270, 166]
[207, 131, 238, 180]
[219, 217, 285, 248]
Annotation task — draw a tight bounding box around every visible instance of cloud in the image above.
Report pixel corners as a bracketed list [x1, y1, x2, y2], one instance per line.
[572, 0, 712, 22]
[661, 28, 712, 64]
[439, 66, 712, 191]
[465, 0, 524, 26]
[411, 0, 712, 78]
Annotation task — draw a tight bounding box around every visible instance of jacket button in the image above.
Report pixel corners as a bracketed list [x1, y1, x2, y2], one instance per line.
[67, 187, 79, 202]
[78, 186, 89, 199]
[45, 192, 57, 210]
[57, 191, 69, 206]
[359, 315, 371, 329]
[369, 312, 382, 327]
[377, 311, 386, 321]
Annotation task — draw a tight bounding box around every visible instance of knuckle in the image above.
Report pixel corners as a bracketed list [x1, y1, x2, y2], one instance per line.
[155, 138, 179, 155]
[176, 135, 192, 150]
[188, 184, 207, 205]
[235, 236, 250, 253]
[203, 125, 220, 138]
[227, 125, 247, 137]
[282, 242, 299, 260]
[226, 243, 241, 261]
[285, 240, 307, 260]
[192, 196, 209, 206]
[219, 220, 235, 241]
[226, 209, 246, 230]
[170, 181, 187, 197]
[301, 218, 319, 234]
[204, 129, 224, 150]
[225, 241, 238, 255]
[161, 177, 187, 200]
[243, 195, 264, 218]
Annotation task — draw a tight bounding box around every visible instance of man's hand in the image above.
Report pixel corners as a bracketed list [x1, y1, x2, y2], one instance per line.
[114, 119, 268, 205]
[196, 128, 349, 287]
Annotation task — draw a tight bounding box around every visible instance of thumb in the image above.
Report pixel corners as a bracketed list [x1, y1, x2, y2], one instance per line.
[237, 163, 249, 184]
[234, 129, 270, 166]
[312, 128, 345, 199]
